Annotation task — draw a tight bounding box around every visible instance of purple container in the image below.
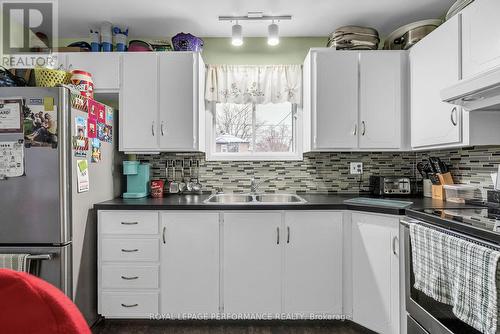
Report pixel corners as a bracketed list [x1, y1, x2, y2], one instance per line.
[172, 33, 204, 52]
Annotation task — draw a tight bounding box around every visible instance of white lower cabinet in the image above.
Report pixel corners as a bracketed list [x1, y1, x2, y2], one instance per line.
[98, 210, 161, 318]
[351, 212, 400, 334]
[160, 212, 220, 317]
[223, 211, 343, 318]
[98, 209, 401, 327]
[223, 212, 283, 315]
[283, 211, 343, 315]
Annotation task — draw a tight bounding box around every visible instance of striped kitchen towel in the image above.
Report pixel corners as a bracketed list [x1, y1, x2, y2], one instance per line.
[410, 223, 500, 334]
[0, 254, 30, 272]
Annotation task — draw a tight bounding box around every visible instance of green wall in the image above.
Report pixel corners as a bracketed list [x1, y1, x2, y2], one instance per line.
[201, 37, 326, 64]
[59, 37, 327, 64]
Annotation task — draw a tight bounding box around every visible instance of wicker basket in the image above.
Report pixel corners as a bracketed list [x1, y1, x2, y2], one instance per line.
[34, 68, 72, 87]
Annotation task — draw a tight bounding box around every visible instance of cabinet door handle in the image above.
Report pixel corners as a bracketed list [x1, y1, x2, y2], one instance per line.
[120, 221, 138, 225]
[353, 123, 357, 136]
[121, 248, 139, 253]
[162, 226, 166, 244]
[392, 236, 399, 256]
[361, 121, 366, 136]
[121, 303, 138, 308]
[121, 275, 139, 280]
[161, 121, 165, 136]
[450, 107, 458, 126]
[276, 227, 280, 245]
[287, 226, 290, 244]
[151, 121, 155, 136]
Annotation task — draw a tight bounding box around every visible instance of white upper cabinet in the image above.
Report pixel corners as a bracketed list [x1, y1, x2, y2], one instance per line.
[310, 50, 359, 150]
[120, 53, 159, 151]
[351, 212, 400, 334]
[65, 53, 120, 91]
[158, 53, 201, 151]
[283, 211, 343, 316]
[303, 49, 408, 152]
[462, 0, 500, 78]
[410, 15, 462, 149]
[359, 52, 407, 149]
[119, 52, 205, 153]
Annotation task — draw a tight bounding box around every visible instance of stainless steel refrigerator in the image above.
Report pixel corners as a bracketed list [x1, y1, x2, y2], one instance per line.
[0, 87, 121, 325]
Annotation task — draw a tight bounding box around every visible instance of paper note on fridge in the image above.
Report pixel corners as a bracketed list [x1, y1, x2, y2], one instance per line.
[0, 141, 24, 178]
[77, 159, 89, 193]
[0, 99, 22, 132]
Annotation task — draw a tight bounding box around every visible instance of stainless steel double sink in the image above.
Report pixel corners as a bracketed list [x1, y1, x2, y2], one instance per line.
[204, 193, 307, 205]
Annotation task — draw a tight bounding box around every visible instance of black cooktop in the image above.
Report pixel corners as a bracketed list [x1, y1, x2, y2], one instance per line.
[407, 205, 500, 245]
[422, 207, 500, 233]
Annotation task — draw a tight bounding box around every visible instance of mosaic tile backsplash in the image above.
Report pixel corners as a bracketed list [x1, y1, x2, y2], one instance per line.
[416, 146, 500, 199]
[138, 146, 500, 199]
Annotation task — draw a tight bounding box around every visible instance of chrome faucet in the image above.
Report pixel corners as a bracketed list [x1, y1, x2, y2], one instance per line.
[250, 176, 280, 194]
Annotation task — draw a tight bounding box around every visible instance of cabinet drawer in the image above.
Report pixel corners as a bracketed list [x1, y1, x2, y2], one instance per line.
[101, 239, 159, 262]
[100, 211, 158, 235]
[101, 265, 159, 289]
[101, 292, 158, 318]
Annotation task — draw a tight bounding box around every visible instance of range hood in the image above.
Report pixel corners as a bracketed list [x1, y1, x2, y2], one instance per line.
[441, 67, 500, 111]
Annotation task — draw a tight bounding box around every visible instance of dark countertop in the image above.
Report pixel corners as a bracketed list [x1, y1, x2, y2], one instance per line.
[94, 194, 480, 216]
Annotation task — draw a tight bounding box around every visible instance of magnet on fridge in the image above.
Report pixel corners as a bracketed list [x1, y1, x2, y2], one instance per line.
[88, 118, 97, 138]
[71, 94, 87, 112]
[43, 97, 54, 111]
[75, 116, 88, 138]
[88, 99, 98, 118]
[72, 136, 88, 158]
[91, 138, 101, 163]
[97, 104, 106, 123]
[105, 106, 113, 125]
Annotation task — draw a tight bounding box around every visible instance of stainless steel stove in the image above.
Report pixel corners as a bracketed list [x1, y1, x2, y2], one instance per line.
[403, 202, 500, 334]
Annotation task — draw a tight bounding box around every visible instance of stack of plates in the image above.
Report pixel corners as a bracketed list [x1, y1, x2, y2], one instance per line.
[446, 0, 475, 20]
[327, 26, 380, 50]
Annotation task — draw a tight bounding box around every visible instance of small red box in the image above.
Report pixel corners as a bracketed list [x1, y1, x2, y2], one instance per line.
[151, 180, 164, 198]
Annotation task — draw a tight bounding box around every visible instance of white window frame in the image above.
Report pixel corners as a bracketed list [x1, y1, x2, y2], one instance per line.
[205, 102, 303, 161]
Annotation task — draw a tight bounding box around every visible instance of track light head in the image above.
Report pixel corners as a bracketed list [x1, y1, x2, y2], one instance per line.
[267, 22, 279, 46]
[231, 23, 243, 46]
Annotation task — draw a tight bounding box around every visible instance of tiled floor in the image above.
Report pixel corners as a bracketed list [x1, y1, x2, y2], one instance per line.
[92, 320, 375, 334]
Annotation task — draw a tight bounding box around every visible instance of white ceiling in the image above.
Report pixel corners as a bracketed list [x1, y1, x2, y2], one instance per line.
[58, 0, 456, 38]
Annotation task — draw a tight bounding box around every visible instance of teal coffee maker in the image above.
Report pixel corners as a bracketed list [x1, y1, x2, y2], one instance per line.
[123, 161, 150, 198]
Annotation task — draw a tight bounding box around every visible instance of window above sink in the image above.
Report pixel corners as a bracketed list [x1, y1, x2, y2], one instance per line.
[206, 102, 302, 161]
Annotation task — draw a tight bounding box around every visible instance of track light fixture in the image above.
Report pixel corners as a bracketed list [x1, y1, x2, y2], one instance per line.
[219, 12, 291, 47]
[232, 22, 243, 46]
[267, 21, 279, 46]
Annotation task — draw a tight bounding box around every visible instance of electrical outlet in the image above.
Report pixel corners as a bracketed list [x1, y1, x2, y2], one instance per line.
[350, 162, 363, 175]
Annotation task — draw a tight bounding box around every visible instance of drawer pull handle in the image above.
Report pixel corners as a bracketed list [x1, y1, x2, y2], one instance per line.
[121, 248, 139, 253]
[121, 275, 139, 280]
[121, 221, 138, 225]
[121, 303, 138, 308]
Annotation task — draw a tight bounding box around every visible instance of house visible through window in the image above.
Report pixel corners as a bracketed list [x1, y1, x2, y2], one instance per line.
[211, 102, 298, 160]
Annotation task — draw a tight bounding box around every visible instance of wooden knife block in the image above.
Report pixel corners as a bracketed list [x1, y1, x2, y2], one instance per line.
[432, 172, 454, 200]
[432, 185, 446, 200]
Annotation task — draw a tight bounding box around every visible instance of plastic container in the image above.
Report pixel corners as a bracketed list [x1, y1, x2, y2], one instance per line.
[70, 70, 94, 98]
[89, 28, 100, 52]
[443, 184, 478, 203]
[123, 161, 139, 175]
[113, 33, 127, 51]
[113, 26, 129, 52]
[100, 21, 113, 52]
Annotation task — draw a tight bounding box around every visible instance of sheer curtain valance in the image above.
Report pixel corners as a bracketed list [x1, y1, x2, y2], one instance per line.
[205, 64, 302, 105]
